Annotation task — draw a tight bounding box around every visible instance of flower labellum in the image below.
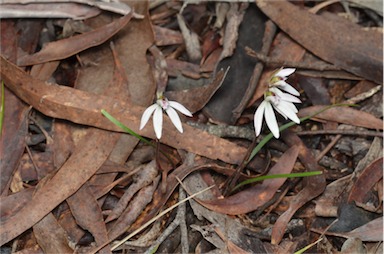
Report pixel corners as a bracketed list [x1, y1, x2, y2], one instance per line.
[269, 68, 299, 96]
[140, 93, 192, 139]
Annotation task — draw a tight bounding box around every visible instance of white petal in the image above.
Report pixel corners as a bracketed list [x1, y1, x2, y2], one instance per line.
[264, 102, 280, 138]
[276, 101, 300, 124]
[166, 107, 183, 133]
[271, 87, 301, 103]
[272, 103, 288, 120]
[254, 100, 267, 136]
[168, 101, 193, 117]
[140, 104, 158, 130]
[280, 81, 300, 96]
[153, 107, 163, 139]
[276, 68, 295, 78]
[280, 92, 301, 103]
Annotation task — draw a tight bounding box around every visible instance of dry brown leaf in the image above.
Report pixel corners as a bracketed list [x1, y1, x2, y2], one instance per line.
[0, 19, 34, 196]
[0, 89, 29, 195]
[0, 2, 101, 20]
[195, 145, 299, 215]
[298, 106, 383, 130]
[153, 25, 183, 46]
[0, 188, 34, 221]
[348, 157, 383, 204]
[17, 13, 132, 66]
[33, 213, 73, 253]
[113, 1, 156, 107]
[255, 0, 383, 84]
[67, 184, 110, 253]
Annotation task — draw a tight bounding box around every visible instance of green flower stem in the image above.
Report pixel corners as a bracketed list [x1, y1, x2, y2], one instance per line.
[101, 109, 152, 146]
[101, 109, 174, 166]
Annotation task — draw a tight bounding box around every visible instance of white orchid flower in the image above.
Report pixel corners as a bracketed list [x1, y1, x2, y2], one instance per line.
[254, 87, 301, 139]
[140, 92, 192, 139]
[269, 68, 300, 96]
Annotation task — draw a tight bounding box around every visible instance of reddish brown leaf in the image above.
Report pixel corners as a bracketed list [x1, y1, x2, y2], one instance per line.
[271, 133, 326, 245]
[298, 105, 383, 130]
[113, 1, 156, 107]
[348, 157, 383, 204]
[0, 89, 29, 195]
[196, 145, 299, 215]
[33, 213, 73, 253]
[17, 13, 133, 66]
[153, 25, 183, 46]
[67, 184, 110, 253]
[1, 56, 247, 165]
[0, 19, 34, 195]
[255, 0, 383, 84]
[0, 188, 34, 221]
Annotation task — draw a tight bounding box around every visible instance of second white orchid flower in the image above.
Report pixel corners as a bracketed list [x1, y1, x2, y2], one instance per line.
[140, 92, 192, 139]
[254, 68, 301, 139]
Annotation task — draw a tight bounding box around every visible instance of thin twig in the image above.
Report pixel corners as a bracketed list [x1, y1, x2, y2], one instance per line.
[297, 129, 383, 138]
[316, 134, 342, 162]
[245, 46, 341, 71]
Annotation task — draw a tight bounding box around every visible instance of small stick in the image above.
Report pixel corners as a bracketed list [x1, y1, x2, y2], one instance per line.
[245, 46, 341, 71]
[297, 129, 383, 138]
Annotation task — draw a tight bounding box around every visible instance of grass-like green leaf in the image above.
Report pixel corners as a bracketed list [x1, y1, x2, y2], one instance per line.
[232, 171, 323, 192]
[294, 237, 323, 254]
[101, 109, 152, 146]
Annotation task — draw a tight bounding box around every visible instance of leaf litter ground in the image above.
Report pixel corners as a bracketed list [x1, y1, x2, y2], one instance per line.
[0, 1, 383, 253]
